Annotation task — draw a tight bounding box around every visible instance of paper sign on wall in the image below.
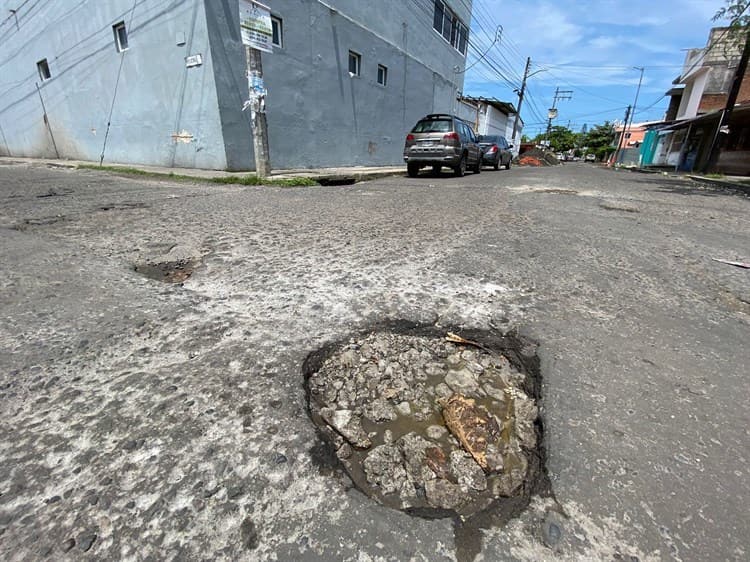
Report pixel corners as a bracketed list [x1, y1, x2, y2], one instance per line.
[239, 0, 273, 53]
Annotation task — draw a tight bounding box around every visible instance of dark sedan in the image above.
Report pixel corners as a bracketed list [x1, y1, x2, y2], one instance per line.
[477, 135, 513, 170]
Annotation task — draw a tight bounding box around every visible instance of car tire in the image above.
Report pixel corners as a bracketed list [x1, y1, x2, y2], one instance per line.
[431, 165, 441, 175]
[493, 158, 500, 171]
[454, 154, 466, 177]
[505, 158, 511, 170]
[407, 163, 420, 178]
[473, 157, 481, 174]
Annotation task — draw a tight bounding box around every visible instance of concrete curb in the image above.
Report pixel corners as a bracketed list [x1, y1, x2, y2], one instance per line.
[688, 175, 750, 195]
[0, 157, 406, 184]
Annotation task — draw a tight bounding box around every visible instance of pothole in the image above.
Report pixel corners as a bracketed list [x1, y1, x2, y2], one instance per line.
[99, 202, 147, 211]
[37, 188, 73, 198]
[13, 216, 67, 230]
[133, 259, 196, 283]
[599, 201, 640, 213]
[132, 243, 205, 284]
[303, 323, 549, 524]
[536, 188, 577, 195]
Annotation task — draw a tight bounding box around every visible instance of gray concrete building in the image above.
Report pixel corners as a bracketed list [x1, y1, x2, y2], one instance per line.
[0, 0, 472, 170]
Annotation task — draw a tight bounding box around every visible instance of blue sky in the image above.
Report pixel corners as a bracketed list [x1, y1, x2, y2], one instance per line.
[463, 0, 729, 136]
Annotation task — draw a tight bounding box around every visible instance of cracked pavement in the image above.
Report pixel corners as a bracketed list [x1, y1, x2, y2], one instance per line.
[0, 160, 748, 561]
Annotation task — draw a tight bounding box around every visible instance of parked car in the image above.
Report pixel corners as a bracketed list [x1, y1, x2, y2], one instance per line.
[477, 135, 513, 170]
[403, 114, 482, 177]
[585, 153, 596, 162]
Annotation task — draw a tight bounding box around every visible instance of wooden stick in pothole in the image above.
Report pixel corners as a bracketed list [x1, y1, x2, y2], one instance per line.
[445, 332, 495, 355]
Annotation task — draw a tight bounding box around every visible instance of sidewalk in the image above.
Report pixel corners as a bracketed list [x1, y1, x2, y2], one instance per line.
[0, 156, 406, 184]
[617, 163, 750, 194]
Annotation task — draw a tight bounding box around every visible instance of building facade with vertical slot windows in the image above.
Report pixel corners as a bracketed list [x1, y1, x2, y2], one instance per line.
[0, 0, 472, 170]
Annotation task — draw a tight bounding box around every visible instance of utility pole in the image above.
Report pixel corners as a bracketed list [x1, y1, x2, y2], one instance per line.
[546, 87, 572, 147]
[611, 105, 631, 166]
[703, 28, 750, 173]
[622, 66, 644, 165]
[245, 45, 271, 177]
[511, 57, 531, 147]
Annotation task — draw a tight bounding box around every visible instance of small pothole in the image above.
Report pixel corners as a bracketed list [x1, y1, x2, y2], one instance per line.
[536, 188, 577, 195]
[99, 202, 147, 211]
[303, 322, 549, 523]
[599, 201, 640, 213]
[133, 259, 196, 283]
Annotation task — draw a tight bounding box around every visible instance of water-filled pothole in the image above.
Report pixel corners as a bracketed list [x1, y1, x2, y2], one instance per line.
[304, 322, 550, 524]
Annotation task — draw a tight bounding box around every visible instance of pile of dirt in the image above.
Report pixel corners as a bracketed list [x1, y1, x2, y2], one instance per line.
[517, 149, 559, 167]
[306, 330, 542, 518]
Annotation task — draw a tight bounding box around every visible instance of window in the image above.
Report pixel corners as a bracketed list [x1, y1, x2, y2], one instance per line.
[348, 51, 361, 76]
[458, 24, 468, 54]
[412, 118, 451, 133]
[433, 1, 444, 32]
[377, 64, 388, 86]
[442, 9, 453, 42]
[37, 59, 51, 81]
[113, 21, 128, 52]
[271, 15, 282, 48]
[432, 0, 468, 55]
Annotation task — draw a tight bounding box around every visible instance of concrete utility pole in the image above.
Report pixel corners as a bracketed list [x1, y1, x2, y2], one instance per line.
[612, 105, 631, 166]
[622, 66, 644, 163]
[545, 87, 572, 146]
[703, 28, 750, 173]
[511, 57, 531, 147]
[245, 45, 271, 177]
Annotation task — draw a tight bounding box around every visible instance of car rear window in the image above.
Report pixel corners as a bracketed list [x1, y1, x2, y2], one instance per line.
[478, 135, 500, 143]
[412, 119, 452, 133]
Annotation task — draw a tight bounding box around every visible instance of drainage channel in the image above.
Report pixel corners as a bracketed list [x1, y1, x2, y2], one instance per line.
[303, 321, 552, 558]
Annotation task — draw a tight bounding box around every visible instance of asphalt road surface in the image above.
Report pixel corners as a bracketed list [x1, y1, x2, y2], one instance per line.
[0, 160, 748, 561]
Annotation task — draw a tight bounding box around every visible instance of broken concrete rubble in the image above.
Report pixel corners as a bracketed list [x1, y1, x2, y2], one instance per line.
[319, 408, 371, 449]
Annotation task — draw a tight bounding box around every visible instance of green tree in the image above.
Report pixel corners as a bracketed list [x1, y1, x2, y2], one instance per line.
[714, 0, 750, 28]
[711, 0, 750, 57]
[532, 126, 578, 152]
[713, 1, 750, 54]
[549, 126, 578, 152]
[582, 121, 616, 152]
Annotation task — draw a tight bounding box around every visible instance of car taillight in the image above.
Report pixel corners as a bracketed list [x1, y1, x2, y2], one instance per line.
[443, 132, 459, 141]
[406, 134, 415, 141]
[489, 145, 498, 153]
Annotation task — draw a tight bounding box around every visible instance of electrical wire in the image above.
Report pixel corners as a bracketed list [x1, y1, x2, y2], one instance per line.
[409, 0, 524, 92]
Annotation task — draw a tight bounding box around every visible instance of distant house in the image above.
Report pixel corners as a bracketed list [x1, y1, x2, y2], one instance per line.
[456, 96, 522, 152]
[644, 27, 750, 174]
[614, 122, 648, 148]
[612, 121, 664, 166]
